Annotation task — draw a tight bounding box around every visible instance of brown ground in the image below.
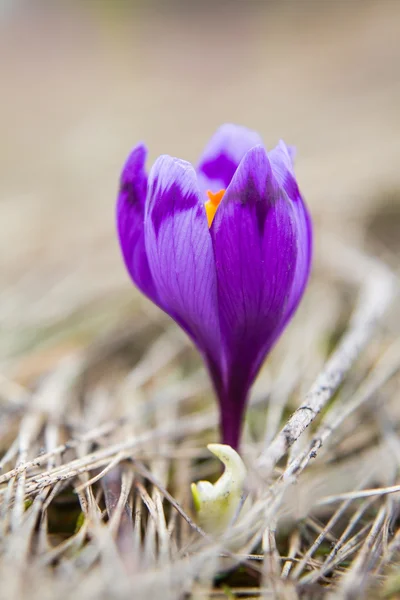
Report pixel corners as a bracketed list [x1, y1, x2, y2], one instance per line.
[0, 2, 400, 599]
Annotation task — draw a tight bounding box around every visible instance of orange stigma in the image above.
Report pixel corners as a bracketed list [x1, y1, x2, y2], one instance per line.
[205, 189, 225, 227]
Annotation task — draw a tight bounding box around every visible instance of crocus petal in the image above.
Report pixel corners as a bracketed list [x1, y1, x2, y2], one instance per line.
[282, 195, 312, 321]
[117, 144, 161, 305]
[269, 141, 313, 317]
[211, 145, 311, 447]
[268, 140, 300, 201]
[197, 123, 263, 191]
[144, 155, 222, 371]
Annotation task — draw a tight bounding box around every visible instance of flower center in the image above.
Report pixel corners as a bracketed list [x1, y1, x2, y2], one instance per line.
[205, 189, 225, 227]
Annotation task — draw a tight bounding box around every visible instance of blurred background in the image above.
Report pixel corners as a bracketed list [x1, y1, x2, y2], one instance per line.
[0, 0, 399, 363]
[1, 3, 400, 597]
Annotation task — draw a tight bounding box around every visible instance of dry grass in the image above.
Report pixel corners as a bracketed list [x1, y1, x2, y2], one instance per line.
[0, 231, 399, 600]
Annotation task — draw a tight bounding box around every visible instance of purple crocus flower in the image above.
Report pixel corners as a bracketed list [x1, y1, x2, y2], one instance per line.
[117, 124, 312, 449]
